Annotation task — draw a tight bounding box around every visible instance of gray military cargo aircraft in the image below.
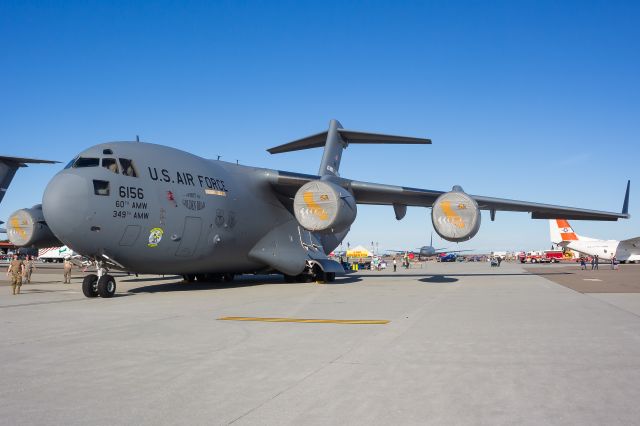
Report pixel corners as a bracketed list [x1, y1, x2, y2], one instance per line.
[390, 233, 473, 260]
[6, 120, 630, 298]
[0, 155, 58, 233]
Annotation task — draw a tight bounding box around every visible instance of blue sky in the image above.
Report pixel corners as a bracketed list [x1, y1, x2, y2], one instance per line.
[1, 0, 638, 252]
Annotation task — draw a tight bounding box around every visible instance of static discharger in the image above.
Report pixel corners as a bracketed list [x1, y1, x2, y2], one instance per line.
[218, 316, 390, 325]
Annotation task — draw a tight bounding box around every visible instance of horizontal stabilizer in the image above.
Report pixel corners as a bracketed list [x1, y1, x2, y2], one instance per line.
[267, 129, 431, 154]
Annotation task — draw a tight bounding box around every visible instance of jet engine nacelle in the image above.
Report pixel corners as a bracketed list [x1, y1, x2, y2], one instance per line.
[293, 180, 357, 234]
[431, 188, 481, 242]
[6, 205, 62, 248]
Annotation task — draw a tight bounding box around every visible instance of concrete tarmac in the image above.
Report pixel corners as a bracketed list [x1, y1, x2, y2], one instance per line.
[2, 261, 640, 425]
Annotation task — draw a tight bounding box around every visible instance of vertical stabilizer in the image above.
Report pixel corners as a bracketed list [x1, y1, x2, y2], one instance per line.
[550, 219, 579, 243]
[318, 119, 345, 177]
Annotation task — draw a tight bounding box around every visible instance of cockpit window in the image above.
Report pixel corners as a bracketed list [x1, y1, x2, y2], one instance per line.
[102, 158, 119, 174]
[64, 157, 78, 169]
[73, 157, 99, 168]
[119, 158, 138, 177]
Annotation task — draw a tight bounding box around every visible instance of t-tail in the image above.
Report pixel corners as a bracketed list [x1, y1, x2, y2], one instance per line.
[549, 219, 580, 244]
[267, 119, 431, 178]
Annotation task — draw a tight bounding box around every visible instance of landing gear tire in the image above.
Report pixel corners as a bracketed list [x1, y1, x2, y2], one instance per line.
[326, 273, 336, 282]
[222, 273, 235, 282]
[312, 265, 326, 283]
[284, 274, 296, 283]
[97, 274, 116, 298]
[82, 274, 99, 298]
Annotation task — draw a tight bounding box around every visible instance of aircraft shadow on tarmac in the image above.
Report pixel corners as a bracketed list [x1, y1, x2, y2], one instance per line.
[120, 275, 181, 283]
[127, 275, 363, 293]
[420, 275, 459, 283]
[123, 271, 574, 293]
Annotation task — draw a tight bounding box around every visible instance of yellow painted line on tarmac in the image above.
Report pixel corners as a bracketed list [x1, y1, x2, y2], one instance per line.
[218, 316, 390, 325]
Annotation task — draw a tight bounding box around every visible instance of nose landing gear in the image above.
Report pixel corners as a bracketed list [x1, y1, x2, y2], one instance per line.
[82, 261, 117, 298]
[97, 274, 116, 298]
[82, 274, 99, 298]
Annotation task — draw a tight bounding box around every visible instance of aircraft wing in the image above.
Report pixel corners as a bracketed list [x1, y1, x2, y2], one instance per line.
[269, 171, 629, 221]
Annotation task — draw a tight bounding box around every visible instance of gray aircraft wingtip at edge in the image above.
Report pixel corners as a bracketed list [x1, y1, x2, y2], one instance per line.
[622, 179, 631, 218]
[0, 155, 60, 204]
[1, 155, 59, 233]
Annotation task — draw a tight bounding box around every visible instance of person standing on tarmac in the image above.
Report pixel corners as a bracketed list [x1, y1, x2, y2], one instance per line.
[594, 255, 599, 270]
[393, 257, 397, 272]
[63, 257, 73, 284]
[7, 254, 25, 295]
[23, 255, 35, 284]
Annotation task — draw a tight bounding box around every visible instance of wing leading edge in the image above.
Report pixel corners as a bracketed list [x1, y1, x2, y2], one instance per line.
[268, 171, 629, 221]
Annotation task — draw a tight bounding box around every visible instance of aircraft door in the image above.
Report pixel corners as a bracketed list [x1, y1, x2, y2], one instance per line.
[176, 216, 202, 257]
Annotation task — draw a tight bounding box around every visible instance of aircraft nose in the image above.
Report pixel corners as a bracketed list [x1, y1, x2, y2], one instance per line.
[42, 172, 90, 244]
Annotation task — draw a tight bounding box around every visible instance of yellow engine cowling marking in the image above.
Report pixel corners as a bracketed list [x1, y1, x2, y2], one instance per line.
[10, 216, 28, 239]
[303, 191, 329, 220]
[440, 201, 465, 228]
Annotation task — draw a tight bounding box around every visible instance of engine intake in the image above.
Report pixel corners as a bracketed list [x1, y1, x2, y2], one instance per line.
[293, 180, 357, 234]
[431, 189, 481, 242]
[6, 205, 61, 248]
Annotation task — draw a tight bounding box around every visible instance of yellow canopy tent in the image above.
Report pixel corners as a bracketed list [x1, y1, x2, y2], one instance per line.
[346, 245, 372, 258]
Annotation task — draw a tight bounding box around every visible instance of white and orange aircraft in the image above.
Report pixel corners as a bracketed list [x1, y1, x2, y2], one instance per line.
[549, 219, 640, 263]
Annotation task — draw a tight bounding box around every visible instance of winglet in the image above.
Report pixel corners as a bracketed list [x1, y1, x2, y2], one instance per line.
[622, 180, 631, 216]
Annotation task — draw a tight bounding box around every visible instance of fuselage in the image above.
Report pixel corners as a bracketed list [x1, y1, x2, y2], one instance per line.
[419, 246, 436, 257]
[565, 240, 619, 261]
[565, 239, 640, 262]
[42, 142, 338, 274]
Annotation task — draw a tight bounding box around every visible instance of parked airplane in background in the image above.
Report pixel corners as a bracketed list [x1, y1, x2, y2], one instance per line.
[0, 155, 58, 233]
[5, 120, 631, 298]
[390, 232, 472, 259]
[550, 215, 639, 263]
